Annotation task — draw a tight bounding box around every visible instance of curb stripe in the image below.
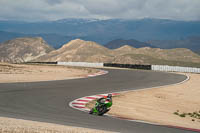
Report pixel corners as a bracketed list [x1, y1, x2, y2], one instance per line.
[72, 103, 86, 105]
[73, 106, 85, 108]
[112, 93, 120, 96]
[85, 97, 97, 99]
[96, 95, 106, 97]
[78, 98, 94, 101]
[77, 100, 90, 102]
[85, 70, 108, 78]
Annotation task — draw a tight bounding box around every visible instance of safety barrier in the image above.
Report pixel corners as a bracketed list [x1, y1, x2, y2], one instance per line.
[104, 63, 151, 70]
[152, 65, 200, 73]
[23, 62, 200, 73]
[57, 62, 104, 68]
[23, 62, 57, 64]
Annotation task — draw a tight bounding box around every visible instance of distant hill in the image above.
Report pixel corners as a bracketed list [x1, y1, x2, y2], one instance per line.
[35, 39, 113, 63]
[0, 31, 76, 49]
[0, 37, 54, 63]
[104, 39, 156, 49]
[148, 36, 200, 55]
[35, 39, 200, 67]
[114, 45, 200, 65]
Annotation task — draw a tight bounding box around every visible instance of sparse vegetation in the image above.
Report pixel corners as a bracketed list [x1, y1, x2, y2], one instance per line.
[174, 110, 200, 121]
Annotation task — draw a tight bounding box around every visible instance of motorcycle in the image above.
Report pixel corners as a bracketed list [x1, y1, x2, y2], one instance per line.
[89, 95, 112, 116]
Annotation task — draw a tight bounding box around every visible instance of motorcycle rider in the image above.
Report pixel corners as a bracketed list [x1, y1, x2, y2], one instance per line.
[99, 93, 112, 103]
[105, 94, 112, 103]
[89, 94, 112, 115]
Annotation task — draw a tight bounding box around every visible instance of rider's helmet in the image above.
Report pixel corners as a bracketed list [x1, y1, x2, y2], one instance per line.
[107, 94, 112, 99]
[106, 94, 112, 101]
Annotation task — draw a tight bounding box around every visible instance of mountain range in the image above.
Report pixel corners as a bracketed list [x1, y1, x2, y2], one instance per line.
[0, 18, 200, 54]
[1, 37, 200, 67]
[105, 39, 156, 49]
[148, 36, 200, 54]
[0, 18, 200, 43]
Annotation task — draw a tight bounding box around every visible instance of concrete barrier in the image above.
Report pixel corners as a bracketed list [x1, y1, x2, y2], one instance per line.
[57, 62, 104, 68]
[152, 65, 200, 73]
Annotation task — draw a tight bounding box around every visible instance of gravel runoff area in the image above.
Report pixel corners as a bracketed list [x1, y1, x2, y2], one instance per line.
[0, 117, 114, 133]
[0, 63, 99, 83]
[109, 73, 200, 130]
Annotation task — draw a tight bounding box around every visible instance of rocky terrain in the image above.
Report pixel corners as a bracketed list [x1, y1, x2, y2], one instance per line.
[0, 37, 54, 63]
[1, 37, 200, 67]
[35, 39, 113, 63]
[113, 45, 200, 65]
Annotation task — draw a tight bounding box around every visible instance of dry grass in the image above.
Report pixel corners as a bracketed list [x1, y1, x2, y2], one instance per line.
[0, 117, 113, 133]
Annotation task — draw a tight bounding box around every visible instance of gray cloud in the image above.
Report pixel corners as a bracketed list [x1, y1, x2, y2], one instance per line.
[0, 0, 199, 21]
[45, 0, 64, 5]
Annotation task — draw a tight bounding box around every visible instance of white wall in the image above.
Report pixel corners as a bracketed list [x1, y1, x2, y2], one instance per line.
[152, 65, 200, 73]
[57, 62, 104, 68]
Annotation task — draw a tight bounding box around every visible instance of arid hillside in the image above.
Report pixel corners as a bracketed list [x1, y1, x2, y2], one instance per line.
[1, 38, 200, 67]
[113, 45, 200, 66]
[0, 37, 54, 63]
[35, 39, 114, 63]
[36, 39, 200, 67]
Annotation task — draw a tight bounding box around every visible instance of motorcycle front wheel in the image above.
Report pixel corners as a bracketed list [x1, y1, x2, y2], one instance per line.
[89, 108, 94, 114]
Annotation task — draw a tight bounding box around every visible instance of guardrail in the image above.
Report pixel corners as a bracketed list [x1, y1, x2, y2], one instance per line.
[23, 62, 58, 64]
[104, 63, 151, 70]
[152, 65, 200, 73]
[23, 62, 200, 73]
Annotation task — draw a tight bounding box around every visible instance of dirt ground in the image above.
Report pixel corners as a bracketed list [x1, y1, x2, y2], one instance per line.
[110, 73, 200, 130]
[0, 63, 98, 83]
[0, 116, 113, 133]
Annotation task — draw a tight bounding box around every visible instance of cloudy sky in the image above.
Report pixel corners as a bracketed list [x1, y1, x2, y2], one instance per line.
[0, 0, 200, 21]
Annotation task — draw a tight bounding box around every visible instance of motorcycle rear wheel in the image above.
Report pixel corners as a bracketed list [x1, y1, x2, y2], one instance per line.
[98, 105, 107, 116]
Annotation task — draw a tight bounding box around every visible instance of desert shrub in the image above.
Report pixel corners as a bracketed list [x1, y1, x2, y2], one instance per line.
[179, 113, 186, 117]
[174, 112, 179, 115]
[174, 110, 200, 120]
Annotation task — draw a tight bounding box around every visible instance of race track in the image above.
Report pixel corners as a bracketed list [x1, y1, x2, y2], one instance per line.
[0, 69, 195, 133]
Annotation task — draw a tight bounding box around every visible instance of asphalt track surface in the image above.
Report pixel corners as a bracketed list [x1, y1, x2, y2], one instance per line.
[0, 69, 196, 133]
